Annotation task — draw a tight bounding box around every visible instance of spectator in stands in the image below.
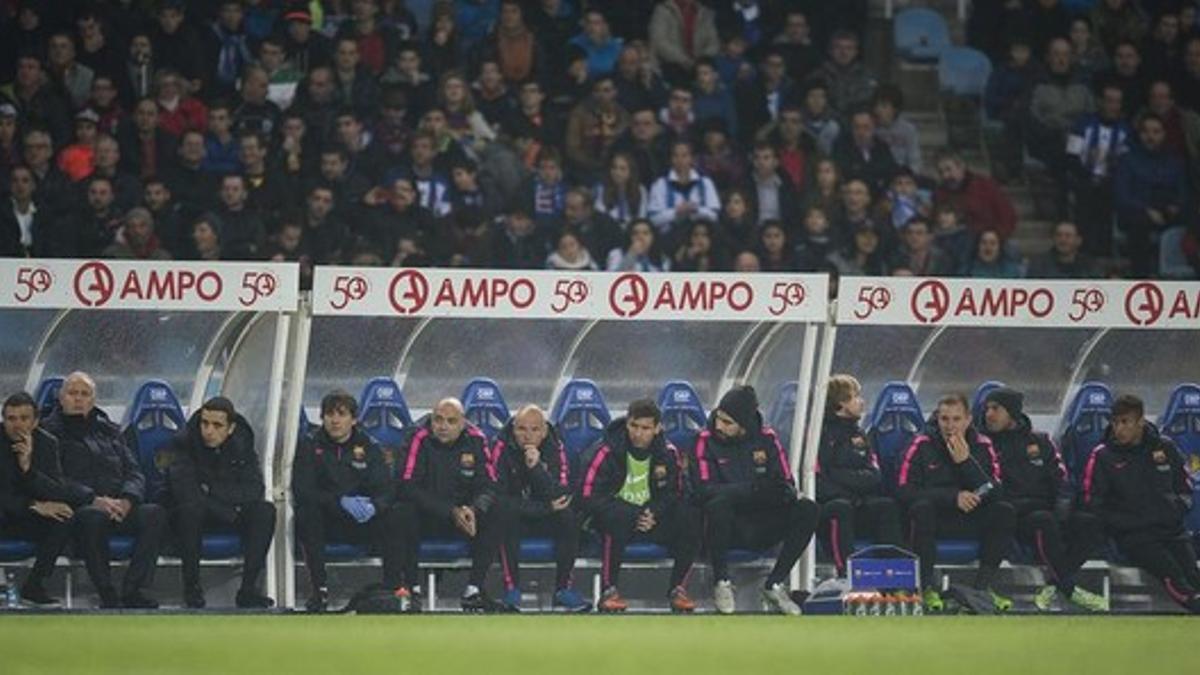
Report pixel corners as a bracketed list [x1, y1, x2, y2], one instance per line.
[70, 176, 122, 257]
[562, 187, 622, 264]
[893, 217, 955, 277]
[545, 227, 598, 270]
[205, 0, 254, 97]
[794, 206, 836, 272]
[817, 375, 902, 579]
[579, 398, 700, 613]
[86, 76, 123, 137]
[743, 143, 802, 228]
[490, 203, 547, 268]
[1115, 112, 1188, 277]
[258, 36, 303, 111]
[101, 207, 171, 260]
[690, 385, 816, 615]
[240, 131, 291, 223]
[833, 176, 880, 241]
[338, 0, 404, 76]
[1176, 36, 1200, 112]
[1029, 38, 1096, 217]
[530, 0, 580, 70]
[800, 158, 843, 223]
[832, 108, 898, 193]
[42, 372, 166, 609]
[872, 85, 922, 174]
[647, 139, 720, 237]
[759, 104, 813, 193]
[1083, 394, 1200, 614]
[718, 187, 756, 249]
[215, 174, 267, 260]
[773, 9, 821, 82]
[1091, 0, 1149, 53]
[0, 392, 74, 606]
[606, 218, 670, 272]
[882, 167, 932, 231]
[896, 393, 1017, 613]
[754, 220, 798, 272]
[692, 59, 737, 140]
[491, 404, 590, 611]
[565, 75, 628, 182]
[733, 249, 761, 272]
[293, 389, 406, 613]
[1096, 41, 1147, 118]
[56, 109, 99, 183]
[827, 221, 890, 277]
[166, 397, 274, 610]
[91, 134, 142, 213]
[736, 48, 792, 148]
[46, 31, 94, 111]
[673, 219, 726, 272]
[190, 213, 224, 261]
[1144, 10, 1184, 78]
[1067, 82, 1131, 256]
[648, 0, 719, 82]
[8, 53, 71, 144]
[612, 43, 668, 114]
[151, 1, 203, 93]
[697, 123, 745, 191]
[142, 178, 188, 258]
[595, 152, 647, 225]
[0, 166, 39, 257]
[154, 69, 206, 138]
[1142, 80, 1200, 194]
[0, 103, 19, 181]
[1028, 0, 1072, 59]
[396, 397, 512, 612]
[814, 30, 877, 115]
[982, 387, 1108, 613]
[570, 8, 623, 79]
[658, 83, 695, 139]
[934, 150, 1018, 241]
[984, 35, 1041, 181]
[332, 37, 382, 122]
[164, 130, 215, 218]
[233, 65, 282, 138]
[1068, 17, 1110, 86]
[965, 229, 1023, 278]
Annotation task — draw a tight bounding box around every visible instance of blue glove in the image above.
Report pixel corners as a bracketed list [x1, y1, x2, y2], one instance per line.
[357, 496, 376, 522]
[339, 495, 370, 523]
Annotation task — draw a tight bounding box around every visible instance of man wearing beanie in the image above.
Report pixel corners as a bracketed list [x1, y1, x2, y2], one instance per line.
[690, 385, 818, 615]
[983, 387, 1108, 612]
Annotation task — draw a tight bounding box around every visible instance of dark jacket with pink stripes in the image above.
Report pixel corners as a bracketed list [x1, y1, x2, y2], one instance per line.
[689, 411, 797, 507]
[490, 418, 571, 519]
[577, 417, 685, 520]
[895, 421, 1002, 509]
[293, 426, 393, 512]
[397, 415, 496, 517]
[1082, 422, 1192, 539]
[816, 413, 883, 503]
[987, 414, 1071, 515]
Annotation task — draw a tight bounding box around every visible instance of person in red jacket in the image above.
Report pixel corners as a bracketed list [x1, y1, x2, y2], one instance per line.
[933, 150, 1018, 240]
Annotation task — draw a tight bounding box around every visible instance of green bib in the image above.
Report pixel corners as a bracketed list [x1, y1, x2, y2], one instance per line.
[617, 453, 652, 506]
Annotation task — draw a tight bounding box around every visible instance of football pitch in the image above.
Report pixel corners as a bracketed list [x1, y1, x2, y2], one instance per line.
[0, 615, 1194, 675]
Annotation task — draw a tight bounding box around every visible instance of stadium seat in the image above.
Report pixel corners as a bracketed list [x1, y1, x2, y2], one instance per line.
[0, 538, 35, 562]
[550, 379, 611, 458]
[1158, 384, 1200, 540]
[461, 377, 511, 442]
[121, 380, 187, 504]
[299, 406, 317, 439]
[866, 381, 925, 493]
[766, 381, 799, 453]
[34, 376, 63, 418]
[893, 8, 951, 63]
[657, 380, 707, 450]
[1057, 382, 1113, 488]
[971, 380, 1006, 430]
[938, 47, 993, 98]
[357, 377, 414, 472]
[1159, 227, 1193, 279]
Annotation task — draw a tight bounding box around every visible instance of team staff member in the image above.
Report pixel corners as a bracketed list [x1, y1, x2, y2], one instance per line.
[983, 387, 1108, 612]
[692, 385, 818, 615]
[579, 399, 700, 613]
[816, 375, 902, 579]
[293, 390, 404, 613]
[896, 393, 1017, 613]
[42, 372, 166, 609]
[0, 392, 77, 606]
[491, 405, 590, 612]
[1083, 394, 1200, 613]
[396, 398, 512, 613]
[167, 397, 276, 609]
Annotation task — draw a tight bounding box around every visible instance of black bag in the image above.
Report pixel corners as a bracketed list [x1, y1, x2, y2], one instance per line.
[341, 584, 408, 614]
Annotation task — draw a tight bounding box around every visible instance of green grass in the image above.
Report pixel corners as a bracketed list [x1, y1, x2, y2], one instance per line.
[0, 615, 1194, 675]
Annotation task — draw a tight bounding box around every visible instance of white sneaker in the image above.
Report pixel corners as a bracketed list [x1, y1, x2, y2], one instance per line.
[761, 582, 802, 616]
[713, 580, 736, 615]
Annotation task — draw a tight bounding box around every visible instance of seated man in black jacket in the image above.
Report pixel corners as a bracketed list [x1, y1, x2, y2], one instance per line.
[816, 375, 901, 579]
[166, 397, 275, 609]
[692, 386, 818, 615]
[396, 398, 511, 613]
[293, 390, 405, 613]
[1083, 394, 1200, 614]
[579, 399, 700, 614]
[983, 387, 1107, 612]
[42, 372, 166, 609]
[0, 392, 75, 606]
[491, 404, 590, 612]
[896, 392, 1016, 613]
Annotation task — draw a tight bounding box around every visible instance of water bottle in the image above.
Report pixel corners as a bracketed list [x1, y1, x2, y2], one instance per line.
[1, 570, 16, 609]
[868, 594, 882, 616]
[884, 595, 897, 616]
[911, 596, 924, 616]
[896, 594, 909, 616]
[854, 594, 868, 616]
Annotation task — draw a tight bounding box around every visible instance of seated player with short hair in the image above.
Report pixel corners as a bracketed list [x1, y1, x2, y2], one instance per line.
[166, 396, 276, 609]
[692, 385, 818, 615]
[579, 398, 700, 613]
[396, 398, 512, 613]
[293, 389, 405, 613]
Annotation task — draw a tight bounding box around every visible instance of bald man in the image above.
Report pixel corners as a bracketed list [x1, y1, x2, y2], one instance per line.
[396, 398, 513, 612]
[40, 372, 166, 608]
[491, 405, 590, 612]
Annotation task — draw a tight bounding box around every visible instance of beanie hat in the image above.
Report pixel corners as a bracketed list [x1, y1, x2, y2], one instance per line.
[985, 387, 1024, 421]
[718, 385, 760, 431]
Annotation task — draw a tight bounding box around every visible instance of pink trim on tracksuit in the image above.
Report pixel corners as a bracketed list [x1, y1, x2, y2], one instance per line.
[897, 435, 930, 486]
[557, 441, 569, 487]
[1035, 529, 1057, 582]
[581, 445, 611, 498]
[764, 427, 795, 483]
[1081, 445, 1106, 505]
[402, 428, 431, 480]
[694, 430, 712, 482]
[831, 516, 844, 574]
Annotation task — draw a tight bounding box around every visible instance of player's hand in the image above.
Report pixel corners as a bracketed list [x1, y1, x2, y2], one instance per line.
[635, 509, 656, 532]
[12, 431, 33, 472]
[453, 506, 477, 538]
[523, 445, 540, 469]
[956, 491, 981, 513]
[31, 501, 73, 522]
[550, 495, 572, 512]
[947, 434, 970, 464]
[113, 498, 133, 522]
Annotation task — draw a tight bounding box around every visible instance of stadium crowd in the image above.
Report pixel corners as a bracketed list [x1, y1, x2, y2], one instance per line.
[0, 0, 1197, 282]
[3, 372, 1198, 615]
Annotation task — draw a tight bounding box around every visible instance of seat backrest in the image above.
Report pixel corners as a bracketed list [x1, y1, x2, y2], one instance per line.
[122, 380, 187, 504]
[866, 381, 925, 492]
[1056, 381, 1113, 487]
[461, 377, 511, 442]
[766, 381, 799, 452]
[1159, 384, 1200, 532]
[657, 380, 707, 450]
[357, 377, 414, 469]
[971, 380, 1006, 430]
[34, 376, 63, 418]
[938, 47, 993, 97]
[893, 8, 951, 60]
[551, 379, 612, 458]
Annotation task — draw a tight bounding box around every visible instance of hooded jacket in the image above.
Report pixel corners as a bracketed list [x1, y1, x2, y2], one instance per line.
[0, 426, 90, 516]
[578, 417, 686, 521]
[690, 410, 796, 507]
[397, 415, 495, 517]
[1082, 422, 1192, 538]
[42, 408, 144, 506]
[292, 425, 392, 512]
[987, 414, 1071, 514]
[895, 418, 1002, 509]
[490, 417, 571, 518]
[165, 410, 265, 519]
[816, 413, 883, 502]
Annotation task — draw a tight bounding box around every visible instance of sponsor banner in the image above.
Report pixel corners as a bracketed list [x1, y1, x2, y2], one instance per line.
[0, 259, 299, 312]
[837, 277, 1200, 329]
[312, 268, 828, 321]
